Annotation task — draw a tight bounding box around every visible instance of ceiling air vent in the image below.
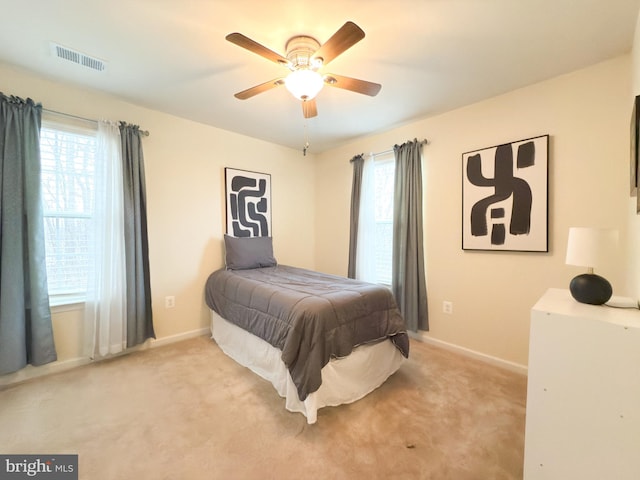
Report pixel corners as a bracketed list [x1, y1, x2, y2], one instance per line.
[50, 42, 107, 72]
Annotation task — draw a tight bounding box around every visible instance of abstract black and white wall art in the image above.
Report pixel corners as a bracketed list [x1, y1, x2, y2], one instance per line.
[631, 96, 639, 197]
[631, 95, 640, 212]
[225, 168, 271, 237]
[462, 135, 549, 252]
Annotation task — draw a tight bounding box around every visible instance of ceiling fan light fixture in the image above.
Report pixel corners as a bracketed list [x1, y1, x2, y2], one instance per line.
[284, 69, 324, 101]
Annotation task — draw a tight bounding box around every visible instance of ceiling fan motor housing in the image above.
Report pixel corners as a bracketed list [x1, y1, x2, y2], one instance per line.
[285, 36, 321, 70]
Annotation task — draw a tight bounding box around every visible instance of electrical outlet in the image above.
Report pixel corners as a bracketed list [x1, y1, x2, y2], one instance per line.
[165, 296, 175, 308]
[443, 301, 453, 314]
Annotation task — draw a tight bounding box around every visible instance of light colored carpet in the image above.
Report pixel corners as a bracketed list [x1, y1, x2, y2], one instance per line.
[0, 336, 527, 479]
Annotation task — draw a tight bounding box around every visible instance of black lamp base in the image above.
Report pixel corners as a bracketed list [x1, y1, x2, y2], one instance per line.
[569, 273, 612, 305]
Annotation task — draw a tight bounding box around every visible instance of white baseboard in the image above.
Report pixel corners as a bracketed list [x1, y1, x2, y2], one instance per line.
[2, 327, 527, 387]
[145, 327, 211, 349]
[0, 327, 211, 388]
[409, 331, 528, 376]
[0, 357, 92, 388]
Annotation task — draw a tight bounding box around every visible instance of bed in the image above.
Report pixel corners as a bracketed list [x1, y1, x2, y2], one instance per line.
[204, 235, 409, 423]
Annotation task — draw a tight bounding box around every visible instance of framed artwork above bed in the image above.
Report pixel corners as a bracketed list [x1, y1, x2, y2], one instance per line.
[225, 168, 271, 237]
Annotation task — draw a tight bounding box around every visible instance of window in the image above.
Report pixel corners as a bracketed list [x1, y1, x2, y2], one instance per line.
[373, 155, 395, 285]
[40, 118, 97, 305]
[357, 153, 395, 285]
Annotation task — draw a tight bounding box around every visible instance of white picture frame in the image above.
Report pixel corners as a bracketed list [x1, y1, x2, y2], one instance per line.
[462, 135, 549, 252]
[225, 168, 271, 237]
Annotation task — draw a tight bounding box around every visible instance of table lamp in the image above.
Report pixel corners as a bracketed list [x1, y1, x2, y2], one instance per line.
[565, 227, 618, 305]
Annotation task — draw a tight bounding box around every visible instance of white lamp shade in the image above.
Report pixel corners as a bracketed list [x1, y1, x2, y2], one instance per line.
[284, 69, 324, 100]
[565, 227, 618, 268]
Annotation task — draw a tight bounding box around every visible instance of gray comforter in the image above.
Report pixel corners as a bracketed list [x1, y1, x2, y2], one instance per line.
[205, 265, 409, 401]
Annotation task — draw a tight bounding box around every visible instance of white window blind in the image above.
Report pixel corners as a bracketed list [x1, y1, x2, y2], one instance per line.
[40, 119, 97, 304]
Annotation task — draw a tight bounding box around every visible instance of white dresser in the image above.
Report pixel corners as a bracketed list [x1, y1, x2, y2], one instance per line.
[524, 288, 640, 479]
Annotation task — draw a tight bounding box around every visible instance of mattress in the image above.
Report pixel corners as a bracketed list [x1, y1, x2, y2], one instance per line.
[210, 310, 406, 424]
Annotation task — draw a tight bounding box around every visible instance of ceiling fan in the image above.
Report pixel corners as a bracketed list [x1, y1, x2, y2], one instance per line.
[226, 21, 381, 118]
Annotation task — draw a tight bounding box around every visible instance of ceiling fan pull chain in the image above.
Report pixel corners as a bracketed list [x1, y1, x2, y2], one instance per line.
[303, 121, 310, 156]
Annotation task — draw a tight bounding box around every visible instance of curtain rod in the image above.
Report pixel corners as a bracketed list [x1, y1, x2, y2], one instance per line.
[43, 108, 150, 137]
[368, 138, 428, 157]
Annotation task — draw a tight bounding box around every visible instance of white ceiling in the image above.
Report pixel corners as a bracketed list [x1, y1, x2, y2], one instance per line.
[1, 0, 639, 153]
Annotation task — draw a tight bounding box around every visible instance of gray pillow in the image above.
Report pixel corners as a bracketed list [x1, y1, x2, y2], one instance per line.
[224, 234, 277, 270]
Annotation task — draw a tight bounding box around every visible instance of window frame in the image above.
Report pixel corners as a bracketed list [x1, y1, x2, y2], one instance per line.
[40, 115, 98, 307]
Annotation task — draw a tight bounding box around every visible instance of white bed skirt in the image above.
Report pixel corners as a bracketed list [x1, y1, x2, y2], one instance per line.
[210, 310, 405, 424]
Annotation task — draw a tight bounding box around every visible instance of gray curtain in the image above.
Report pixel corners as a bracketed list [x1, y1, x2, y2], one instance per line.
[392, 139, 428, 332]
[0, 93, 57, 374]
[347, 154, 365, 279]
[119, 122, 155, 347]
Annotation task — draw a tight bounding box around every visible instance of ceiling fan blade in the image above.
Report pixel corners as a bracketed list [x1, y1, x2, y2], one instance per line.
[234, 78, 285, 100]
[311, 21, 365, 66]
[302, 99, 318, 118]
[323, 74, 382, 96]
[226, 32, 289, 66]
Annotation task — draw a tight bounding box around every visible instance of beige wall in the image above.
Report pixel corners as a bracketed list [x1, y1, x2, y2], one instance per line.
[316, 55, 632, 367]
[628, 12, 640, 298]
[1, 62, 317, 365]
[1, 47, 634, 374]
